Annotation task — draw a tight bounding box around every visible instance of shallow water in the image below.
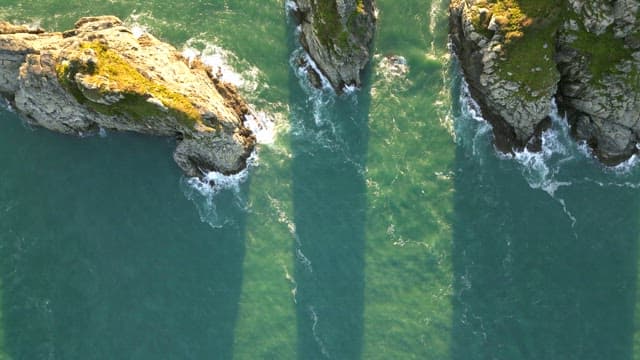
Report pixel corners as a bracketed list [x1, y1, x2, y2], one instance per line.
[0, 1, 639, 359]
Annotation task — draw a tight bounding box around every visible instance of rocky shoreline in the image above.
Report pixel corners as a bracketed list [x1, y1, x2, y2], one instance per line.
[289, 0, 377, 92]
[0, 16, 256, 177]
[450, 0, 640, 165]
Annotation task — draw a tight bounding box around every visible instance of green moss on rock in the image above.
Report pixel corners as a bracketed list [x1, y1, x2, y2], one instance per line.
[310, 0, 371, 54]
[570, 25, 634, 84]
[56, 41, 208, 130]
[311, 1, 348, 49]
[467, 0, 636, 97]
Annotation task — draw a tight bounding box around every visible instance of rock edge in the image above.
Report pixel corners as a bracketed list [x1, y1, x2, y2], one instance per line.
[0, 16, 256, 177]
[450, 0, 640, 164]
[290, 0, 377, 92]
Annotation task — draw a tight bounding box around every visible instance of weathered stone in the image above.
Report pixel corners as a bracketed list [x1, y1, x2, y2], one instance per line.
[290, 0, 376, 92]
[450, 0, 556, 153]
[555, 0, 640, 164]
[451, 0, 640, 165]
[0, 16, 256, 177]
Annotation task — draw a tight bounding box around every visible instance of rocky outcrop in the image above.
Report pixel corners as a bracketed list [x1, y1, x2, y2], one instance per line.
[289, 0, 377, 92]
[450, 0, 558, 152]
[450, 0, 640, 164]
[556, 0, 640, 164]
[0, 16, 256, 176]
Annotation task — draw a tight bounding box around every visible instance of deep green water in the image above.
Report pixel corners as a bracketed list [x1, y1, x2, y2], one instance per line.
[0, 1, 640, 359]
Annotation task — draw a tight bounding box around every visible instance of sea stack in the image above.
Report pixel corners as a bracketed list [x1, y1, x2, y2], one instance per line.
[450, 0, 640, 164]
[290, 0, 377, 92]
[0, 16, 256, 177]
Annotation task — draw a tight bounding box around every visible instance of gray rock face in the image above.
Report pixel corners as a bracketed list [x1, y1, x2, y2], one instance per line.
[290, 0, 376, 92]
[450, 0, 557, 152]
[0, 16, 255, 177]
[556, 0, 640, 164]
[568, 0, 615, 34]
[450, 0, 640, 164]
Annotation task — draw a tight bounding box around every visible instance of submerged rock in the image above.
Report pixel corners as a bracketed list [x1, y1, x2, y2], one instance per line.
[450, 0, 640, 164]
[290, 0, 377, 92]
[0, 16, 256, 177]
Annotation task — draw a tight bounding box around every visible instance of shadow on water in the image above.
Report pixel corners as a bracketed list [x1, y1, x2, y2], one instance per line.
[0, 114, 247, 359]
[287, 24, 372, 360]
[450, 76, 639, 359]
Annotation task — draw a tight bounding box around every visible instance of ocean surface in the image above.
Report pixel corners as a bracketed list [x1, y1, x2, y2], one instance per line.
[0, 1, 639, 359]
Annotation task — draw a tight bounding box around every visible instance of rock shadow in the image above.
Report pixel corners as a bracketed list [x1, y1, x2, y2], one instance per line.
[450, 75, 639, 360]
[0, 118, 247, 359]
[287, 20, 372, 360]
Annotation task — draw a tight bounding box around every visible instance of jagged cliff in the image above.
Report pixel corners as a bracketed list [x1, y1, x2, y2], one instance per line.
[450, 0, 640, 164]
[290, 0, 377, 91]
[0, 16, 255, 177]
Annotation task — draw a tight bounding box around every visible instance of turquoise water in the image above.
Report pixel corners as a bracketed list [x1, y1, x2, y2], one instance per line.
[0, 1, 639, 359]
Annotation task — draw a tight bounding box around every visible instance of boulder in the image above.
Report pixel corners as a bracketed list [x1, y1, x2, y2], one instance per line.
[0, 16, 256, 176]
[290, 0, 377, 92]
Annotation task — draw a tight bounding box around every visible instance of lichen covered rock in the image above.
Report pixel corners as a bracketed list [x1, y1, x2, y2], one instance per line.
[0, 16, 256, 176]
[450, 0, 560, 152]
[450, 0, 640, 164]
[556, 0, 640, 164]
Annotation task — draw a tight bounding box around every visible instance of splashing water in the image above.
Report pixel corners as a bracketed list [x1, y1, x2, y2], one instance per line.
[457, 80, 580, 226]
[183, 39, 263, 93]
[177, 40, 285, 227]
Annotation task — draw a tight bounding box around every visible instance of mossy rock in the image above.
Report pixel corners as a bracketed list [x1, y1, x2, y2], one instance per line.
[56, 41, 210, 130]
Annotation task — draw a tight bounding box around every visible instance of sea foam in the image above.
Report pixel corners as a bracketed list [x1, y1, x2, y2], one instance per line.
[177, 39, 281, 227]
[457, 79, 578, 227]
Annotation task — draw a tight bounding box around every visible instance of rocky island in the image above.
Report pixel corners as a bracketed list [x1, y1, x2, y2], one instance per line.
[450, 0, 640, 164]
[0, 16, 255, 177]
[289, 0, 377, 92]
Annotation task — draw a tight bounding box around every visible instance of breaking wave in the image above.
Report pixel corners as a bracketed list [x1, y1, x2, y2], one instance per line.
[0, 97, 14, 113]
[177, 39, 284, 227]
[455, 77, 640, 228]
[180, 152, 256, 228]
[288, 47, 367, 176]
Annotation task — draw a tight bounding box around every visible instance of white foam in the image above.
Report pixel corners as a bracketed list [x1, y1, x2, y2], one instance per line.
[130, 25, 147, 39]
[508, 103, 579, 227]
[178, 40, 287, 228]
[293, 49, 334, 92]
[309, 306, 331, 359]
[244, 111, 276, 145]
[375, 54, 409, 80]
[343, 84, 358, 94]
[267, 194, 313, 274]
[125, 11, 152, 39]
[290, 48, 372, 169]
[185, 41, 280, 146]
[0, 97, 13, 113]
[283, 265, 298, 303]
[296, 248, 313, 273]
[290, 48, 343, 148]
[610, 154, 640, 174]
[180, 150, 258, 228]
[285, 0, 298, 12]
[182, 39, 262, 94]
[181, 47, 199, 63]
[187, 151, 257, 196]
[457, 79, 580, 226]
[457, 80, 493, 160]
